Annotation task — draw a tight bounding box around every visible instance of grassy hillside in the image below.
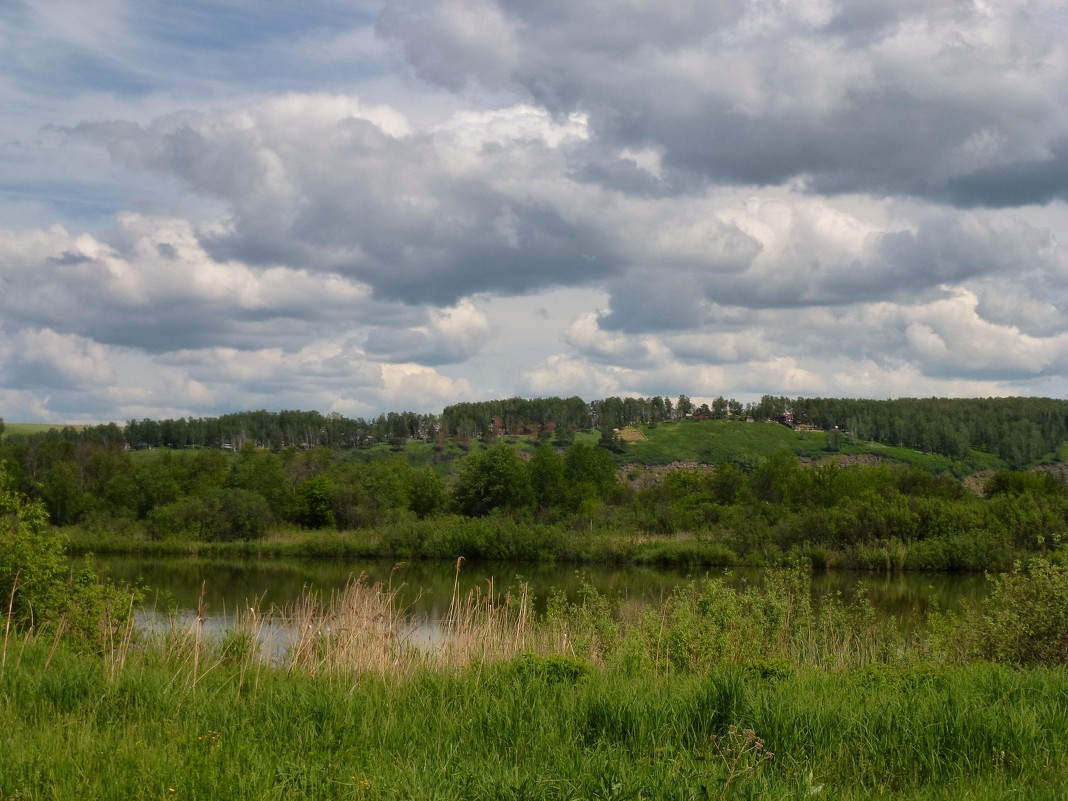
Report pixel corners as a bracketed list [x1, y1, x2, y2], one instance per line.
[0, 417, 1022, 476]
[376, 419, 1013, 478]
[1, 422, 75, 440]
[621, 419, 1007, 475]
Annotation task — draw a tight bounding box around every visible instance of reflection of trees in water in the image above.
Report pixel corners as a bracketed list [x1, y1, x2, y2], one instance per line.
[95, 554, 989, 629]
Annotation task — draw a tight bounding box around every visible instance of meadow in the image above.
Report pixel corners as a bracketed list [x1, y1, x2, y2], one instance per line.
[3, 564, 1068, 800]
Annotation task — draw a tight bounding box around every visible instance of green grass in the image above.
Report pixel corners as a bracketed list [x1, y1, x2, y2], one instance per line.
[622, 419, 1008, 475]
[1, 422, 81, 440]
[5, 559, 1068, 798]
[623, 419, 823, 466]
[2, 638, 1066, 799]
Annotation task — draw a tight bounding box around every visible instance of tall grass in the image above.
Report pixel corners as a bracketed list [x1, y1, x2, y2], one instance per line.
[279, 559, 545, 675]
[3, 565, 1068, 799]
[2, 641, 1066, 799]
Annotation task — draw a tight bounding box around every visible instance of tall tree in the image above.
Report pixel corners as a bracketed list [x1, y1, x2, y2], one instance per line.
[452, 444, 533, 517]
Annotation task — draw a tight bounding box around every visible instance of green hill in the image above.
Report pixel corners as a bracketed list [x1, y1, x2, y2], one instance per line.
[608, 419, 1008, 477]
[1, 423, 80, 440]
[391, 419, 1014, 479]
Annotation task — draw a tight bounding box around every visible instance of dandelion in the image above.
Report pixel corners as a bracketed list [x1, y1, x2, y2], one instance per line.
[197, 730, 222, 749]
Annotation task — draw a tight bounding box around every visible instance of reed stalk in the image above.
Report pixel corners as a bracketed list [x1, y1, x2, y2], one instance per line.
[1, 569, 19, 675]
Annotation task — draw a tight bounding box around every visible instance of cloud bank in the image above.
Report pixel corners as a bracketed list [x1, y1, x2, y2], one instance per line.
[1, 0, 1067, 421]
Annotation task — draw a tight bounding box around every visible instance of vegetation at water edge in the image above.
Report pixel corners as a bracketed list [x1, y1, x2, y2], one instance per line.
[4, 465, 1068, 799]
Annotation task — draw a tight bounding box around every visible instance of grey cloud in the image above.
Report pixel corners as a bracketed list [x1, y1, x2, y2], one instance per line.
[945, 140, 1068, 208]
[364, 327, 472, 365]
[594, 206, 1063, 335]
[822, 0, 937, 44]
[974, 281, 1068, 339]
[362, 300, 493, 365]
[47, 250, 94, 266]
[2, 261, 355, 355]
[23, 386, 124, 419]
[4, 358, 81, 392]
[156, 242, 179, 259]
[77, 104, 618, 307]
[380, 0, 1068, 207]
[597, 273, 712, 333]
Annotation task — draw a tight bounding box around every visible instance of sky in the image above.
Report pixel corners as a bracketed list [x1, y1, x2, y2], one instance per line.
[2, 0, 1068, 423]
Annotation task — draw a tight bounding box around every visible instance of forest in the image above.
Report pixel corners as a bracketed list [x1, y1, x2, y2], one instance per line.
[6, 393, 1067, 468]
[3, 394, 1068, 572]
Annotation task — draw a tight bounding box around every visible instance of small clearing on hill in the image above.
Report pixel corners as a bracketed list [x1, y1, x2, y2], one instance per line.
[618, 426, 647, 443]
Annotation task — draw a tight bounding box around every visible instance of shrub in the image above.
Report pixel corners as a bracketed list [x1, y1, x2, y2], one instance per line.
[958, 559, 1068, 666]
[146, 495, 218, 540]
[1, 461, 138, 647]
[1, 463, 66, 628]
[146, 489, 271, 541]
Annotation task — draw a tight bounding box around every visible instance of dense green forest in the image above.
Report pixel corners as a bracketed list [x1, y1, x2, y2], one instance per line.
[6, 393, 1068, 467]
[4, 394, 1068, 572]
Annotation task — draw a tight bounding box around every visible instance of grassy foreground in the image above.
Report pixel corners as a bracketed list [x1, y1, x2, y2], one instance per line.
[3, 567, 1068, 800]
[3, 645, 1066, 800]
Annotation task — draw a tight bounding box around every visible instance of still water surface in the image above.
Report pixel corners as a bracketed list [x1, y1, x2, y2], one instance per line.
[95, 554, 992, 634]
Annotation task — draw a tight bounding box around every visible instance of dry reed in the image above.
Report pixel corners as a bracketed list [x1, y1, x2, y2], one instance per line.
[276, 561, 550, 676]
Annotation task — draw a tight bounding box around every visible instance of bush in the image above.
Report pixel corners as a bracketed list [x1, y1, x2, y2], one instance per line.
[957, 559, 1068, 666]
[146, 495, 217, 540]
[632, 539, 738, 567]
[146, 489, 271, 541]
[1, 461, 137, 647]
[1, 464, 66, 628]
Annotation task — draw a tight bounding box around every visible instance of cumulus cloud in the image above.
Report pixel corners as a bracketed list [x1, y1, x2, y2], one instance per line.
[71, 97, 615, 305]
[3, 0, 1068, 421]
[380, 0, 1068, 205]
[0, 207, 497, 419]
[0, 215, 378, 353]
[364, 299, 493, 364]
[519, 353, 628, 399]
[1, 328, 114, 391]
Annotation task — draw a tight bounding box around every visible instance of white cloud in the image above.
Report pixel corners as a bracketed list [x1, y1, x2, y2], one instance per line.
[378, 363, 474, 408]
[3, 0, 1068, 421]
[520, 354, 626, 399]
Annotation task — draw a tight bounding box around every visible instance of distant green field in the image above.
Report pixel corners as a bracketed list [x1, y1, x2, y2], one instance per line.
[623, 419, 820, 467]
[621, 419, 1006, 475]
[1, 422, 79, 439]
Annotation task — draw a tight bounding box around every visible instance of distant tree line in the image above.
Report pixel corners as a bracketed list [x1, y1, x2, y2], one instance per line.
[3, 410, 438, 451]
[781, 396, 1068, 468]
[440, 394, 746, 439]
[6, 395, 1068, 470]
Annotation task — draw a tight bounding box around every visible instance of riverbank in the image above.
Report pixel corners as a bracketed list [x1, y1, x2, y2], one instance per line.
[64, 513, 1062, 573]
[4, 646, 1066, 800]
[4, 564, 1068, 800]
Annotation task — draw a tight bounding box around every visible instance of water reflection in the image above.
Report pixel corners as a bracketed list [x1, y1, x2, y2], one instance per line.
[98, 554, 991, 637]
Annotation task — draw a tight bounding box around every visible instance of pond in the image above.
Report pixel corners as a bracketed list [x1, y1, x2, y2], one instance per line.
[95, 553, 992, 635]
